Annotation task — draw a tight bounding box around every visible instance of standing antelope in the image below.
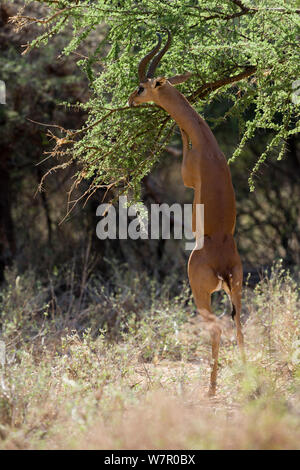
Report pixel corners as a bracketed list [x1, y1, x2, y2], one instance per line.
[128, 32, 244, 395]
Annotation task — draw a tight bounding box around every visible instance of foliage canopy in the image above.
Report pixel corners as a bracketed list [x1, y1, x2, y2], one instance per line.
[11, 0, 300, 203]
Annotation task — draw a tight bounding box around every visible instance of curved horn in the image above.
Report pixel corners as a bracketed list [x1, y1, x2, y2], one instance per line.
[138, 33, 162, 82]
[147, 30, 172, 79]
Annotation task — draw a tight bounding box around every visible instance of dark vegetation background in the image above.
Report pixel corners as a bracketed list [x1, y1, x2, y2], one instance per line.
[0, 1, 299, 335]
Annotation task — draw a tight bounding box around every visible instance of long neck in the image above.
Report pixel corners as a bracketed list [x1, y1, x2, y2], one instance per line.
[156, 84, 220, 153]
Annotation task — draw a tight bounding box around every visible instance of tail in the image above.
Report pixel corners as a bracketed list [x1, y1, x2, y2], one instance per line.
[217, 271, 236, 319]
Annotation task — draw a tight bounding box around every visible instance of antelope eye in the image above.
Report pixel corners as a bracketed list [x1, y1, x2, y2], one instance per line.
[137, 86, 144, 95]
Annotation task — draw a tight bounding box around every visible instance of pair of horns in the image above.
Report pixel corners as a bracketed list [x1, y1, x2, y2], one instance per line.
[138, 30, 172, 82]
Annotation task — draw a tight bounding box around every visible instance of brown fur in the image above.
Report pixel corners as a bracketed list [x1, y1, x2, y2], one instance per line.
[129, 74, 245, 395]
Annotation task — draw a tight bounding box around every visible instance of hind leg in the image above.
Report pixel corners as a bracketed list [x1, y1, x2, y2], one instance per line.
[195, 289, 221, 396]
[188, 253, 221, 395]
[231, 262, 245, 361]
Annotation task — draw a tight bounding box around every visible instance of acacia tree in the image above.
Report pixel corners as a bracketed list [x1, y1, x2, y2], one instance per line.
[11, 0, 300, 208]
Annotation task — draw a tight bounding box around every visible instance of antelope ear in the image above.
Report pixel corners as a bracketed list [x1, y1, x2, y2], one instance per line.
[168, 72, 192, 85]
[151, 77, 167, 88]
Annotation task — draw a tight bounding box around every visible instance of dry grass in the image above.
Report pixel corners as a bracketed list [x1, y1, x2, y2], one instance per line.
[0, 261, 299, 449]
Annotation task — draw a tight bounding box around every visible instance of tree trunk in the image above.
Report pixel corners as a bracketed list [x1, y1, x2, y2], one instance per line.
[0, 148, 16, 281]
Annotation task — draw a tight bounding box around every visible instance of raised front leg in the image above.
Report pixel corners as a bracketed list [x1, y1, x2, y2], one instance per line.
[180, 129, 199, 189]
[180, 129, 203, 248]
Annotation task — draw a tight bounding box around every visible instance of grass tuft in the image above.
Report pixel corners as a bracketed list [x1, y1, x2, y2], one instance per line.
[0, 261, 299, 449]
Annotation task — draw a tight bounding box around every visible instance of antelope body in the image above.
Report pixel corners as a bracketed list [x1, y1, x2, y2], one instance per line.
[128, 32, 244, 395]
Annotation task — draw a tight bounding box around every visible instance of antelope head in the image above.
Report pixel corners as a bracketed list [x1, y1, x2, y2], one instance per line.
[128, 31, 191, 107]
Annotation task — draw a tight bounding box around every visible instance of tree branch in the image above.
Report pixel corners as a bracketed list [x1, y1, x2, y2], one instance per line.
[189, 65, 257, 102]
[230, 0, 300, 14]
